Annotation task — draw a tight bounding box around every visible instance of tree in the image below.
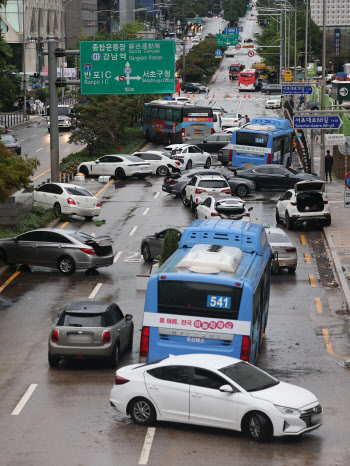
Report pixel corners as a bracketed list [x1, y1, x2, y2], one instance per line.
[159, 230, 180, 266]
[0, 65, 21, 111]
[0, 144, 39, 203]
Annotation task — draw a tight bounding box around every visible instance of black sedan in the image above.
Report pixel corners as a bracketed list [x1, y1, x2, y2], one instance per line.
[235, 165, 318, 191]
[1, 134, 21, 154]
[162, 168, 255, 198]
[181, 83, 208, 93]
[184, 133, 232, 153]
[261, 84, 282, 95]
[141, 228, 183, 262]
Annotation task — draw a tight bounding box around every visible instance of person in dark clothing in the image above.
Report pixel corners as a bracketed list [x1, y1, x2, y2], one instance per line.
[325, 150, 333, 182]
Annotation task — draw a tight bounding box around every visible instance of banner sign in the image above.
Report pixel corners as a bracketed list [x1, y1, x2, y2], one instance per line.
[334, 29, 341, 56]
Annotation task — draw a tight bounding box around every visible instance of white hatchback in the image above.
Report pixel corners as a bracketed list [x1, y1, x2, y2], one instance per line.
[110, 353, 323, 442]
[183, 174, 231, 212]
[34, 183, 101, 220]
[78, 155, 152, 180]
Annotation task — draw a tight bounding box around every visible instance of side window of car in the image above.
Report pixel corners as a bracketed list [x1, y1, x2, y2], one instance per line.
[203, 197, 211, 207]
[154, 154, 162, 160]
[51, 184, 63, 195]
[98, 156, 109, 163]
[189, 176, 197, 186]
[42, 232, 71, 243]
[271, 167, 284, 175]
[38, 184, 53, 193]
[17, 231, 46, 242]
[283, 191, 293, 200]
[256, 167, 270, 174]
[192, 367, 231, 390]
[147, 366, 189, 384]
[114, 157, 123, 163]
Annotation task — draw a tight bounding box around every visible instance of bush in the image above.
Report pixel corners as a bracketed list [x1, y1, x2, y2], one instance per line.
[159, 230, 180, 266]
[0, 206, 56, 239]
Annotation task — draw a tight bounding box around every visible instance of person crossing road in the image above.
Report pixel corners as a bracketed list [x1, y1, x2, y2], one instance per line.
[325, 150, 333, 182]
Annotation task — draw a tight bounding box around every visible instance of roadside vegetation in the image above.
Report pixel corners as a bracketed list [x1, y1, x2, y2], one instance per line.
[159, 230, 181, 266]
[223, 0, 249, 26]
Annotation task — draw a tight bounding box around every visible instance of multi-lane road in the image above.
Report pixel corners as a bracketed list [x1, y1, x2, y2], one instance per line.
[0, 13, 350, 466]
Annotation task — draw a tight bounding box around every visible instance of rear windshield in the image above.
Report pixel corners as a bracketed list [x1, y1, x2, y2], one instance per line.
[230, 66, 240, 71]
[67, 231, 96, 244]
[219, 362, 279, 392]
[240, 73, 253, 77]
[236, 132, 268, 147]
[58, 312, 104, 327]
[183, 107, 213, 118]
[198, 180, 228, 188]
[65, 187, 93, 197]
[158, 280, 242, 319]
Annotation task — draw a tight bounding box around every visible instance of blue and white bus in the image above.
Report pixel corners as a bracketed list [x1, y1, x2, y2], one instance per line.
[139, 219, 272, 365]
[230, 117, 294, 169]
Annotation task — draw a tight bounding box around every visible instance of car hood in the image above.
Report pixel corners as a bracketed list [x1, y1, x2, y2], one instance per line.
[250, 381, 318, 409]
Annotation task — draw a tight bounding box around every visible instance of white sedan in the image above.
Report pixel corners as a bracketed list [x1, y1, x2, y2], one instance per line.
[221, 113, 246, 129]
[110, 354, 322, 441]
[34, 183, 100, 220]
[78, 155, 152, 180]
[166, 144, 212, 170]
[132, 151, 181, 176]
[196, 196, 252, 220]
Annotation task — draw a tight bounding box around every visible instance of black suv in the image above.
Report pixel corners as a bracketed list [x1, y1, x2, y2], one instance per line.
[181, 83, 208, 93]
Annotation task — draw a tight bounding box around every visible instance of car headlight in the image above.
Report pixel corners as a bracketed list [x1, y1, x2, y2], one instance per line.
[275, 405, 301, 415]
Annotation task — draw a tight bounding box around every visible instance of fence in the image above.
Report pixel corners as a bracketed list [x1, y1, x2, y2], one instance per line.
[0, 110, 29, 128]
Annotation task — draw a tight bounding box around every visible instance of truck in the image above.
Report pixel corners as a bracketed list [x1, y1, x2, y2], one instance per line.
[229, 64, 244, 80]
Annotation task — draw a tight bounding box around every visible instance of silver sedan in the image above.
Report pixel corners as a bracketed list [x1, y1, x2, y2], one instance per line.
[265, 227, 297, 273]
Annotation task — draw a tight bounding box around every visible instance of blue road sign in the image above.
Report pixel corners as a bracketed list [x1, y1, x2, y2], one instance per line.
[293, 115, 343, 129]
[215, 49, 222, 57]
[345, 172, 350, 189]
[224, 27, 239, 34]
[281, 85, 313, 95]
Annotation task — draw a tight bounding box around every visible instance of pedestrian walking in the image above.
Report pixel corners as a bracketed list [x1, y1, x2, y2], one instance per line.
[325, 150, 333, 182]
[205, 89, 209, 99]
[5, 125, 9, 134]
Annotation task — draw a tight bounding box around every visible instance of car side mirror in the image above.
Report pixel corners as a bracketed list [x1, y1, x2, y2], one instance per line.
[284, 173, 290, 177]
[95, 160, 99, 163]
[219, 384, 234, 393]
[203, 140, 207, 143]
[125, 314, 133, 321]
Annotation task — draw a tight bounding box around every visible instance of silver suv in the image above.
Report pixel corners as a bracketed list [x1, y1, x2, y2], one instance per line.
[183, 174, 231, 212]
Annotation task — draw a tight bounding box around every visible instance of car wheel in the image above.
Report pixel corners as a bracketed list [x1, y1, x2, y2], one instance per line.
[182, 195, 190, 207]
[285, 212, 294, 230]
[235, 184, 248, 197]
[130, 398, 156, 426]
[53, 203, 61, 217]
[48, 353, 60, 367]
[142, 244, 153, 262]
[288, 267, 296, 274]
[247, 412, 273, 442]
[324, 217, 331, 226]
[115, 168, 126, 180]
[186, 160, 192, 170]
[0, 248, 8, 265]
[190, 197, 197, 213]
[84, 216, 93, 221]
[79, 165, 89, 176]
[108, 342, 120, 368]
[57, 256, 76, 275]
[156, 165, 169, 176]
[276, 209, 281, 224]
[205, 157, 211, 169]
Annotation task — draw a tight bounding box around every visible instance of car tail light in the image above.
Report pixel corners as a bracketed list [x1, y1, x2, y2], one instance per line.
[67, 197, 76, 205]
[240, 336, 251, 361]
[102, 330, 111, 343]
[291, 202, 297, 206]
[233, 119, 237, 122]
[245, 212, 250, 216]
[285, 247, 296, 252]
[267, 153, 271, 164]
[139, 326, 150, 363]
[211, 212, 219, 216]
[229, 149, 233, 163]
[218, 150, 223, 154]
[195, 188, 206, 194]
[221, 188, 231, 194]
[115, 376, 130, 385]
[96, 201, 101, 207]
[51, 329, 59, 342]
[211, 128, 214, 134]
[181, 128, 185, 137]
[175, 161, 181, 166]
[170, 179, 178, 185]
[80, 248, 96, 255]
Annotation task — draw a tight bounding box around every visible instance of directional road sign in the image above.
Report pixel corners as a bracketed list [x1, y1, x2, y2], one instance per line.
[215, 49, 222, 58]
[293, 115, 343, 129]
[224, 27, 239, 34]
[281, 85, 313, 95]
[216, 34, 239, 46]
[80, 40, 175, 95]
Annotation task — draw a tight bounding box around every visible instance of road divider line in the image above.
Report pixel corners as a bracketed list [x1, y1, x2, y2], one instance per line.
[143, 208, 150, 216]
[114, 251, 122, 263]
[309, 274, 316, 287]
[36, 148, 43, 152]
[315, 297, 323, 313]
[322, 329, 350, 361]
[129, 226, 138, 236]
[139, 427, 156, 465]
[31, 134, 37, 138]
[60, 222, 69, 229]
[11, 384, 38, 416]
[95, 179, 114, 198]
[0, 271, 21, 294]
[304, 253, 311, 264]
[140, 142, 151, 152]
[89, 283, 102, 299]
[153, 192, 160, 199]
[300, 235, 306, 245]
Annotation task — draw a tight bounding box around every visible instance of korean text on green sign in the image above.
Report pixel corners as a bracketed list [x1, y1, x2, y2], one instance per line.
[216, 34, 239, 46]
[80, 40, 175, 95]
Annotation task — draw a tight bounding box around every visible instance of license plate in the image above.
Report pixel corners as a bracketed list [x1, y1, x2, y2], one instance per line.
[195, 133, 202, 137]
[278, 260, 284, 265]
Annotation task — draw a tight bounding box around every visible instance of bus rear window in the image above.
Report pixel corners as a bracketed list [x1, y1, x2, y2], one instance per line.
[158, 281, 242, 319]
[236, 132, 268, 147]
[240, 73, 253, 77]
[230, 66, 240, 71]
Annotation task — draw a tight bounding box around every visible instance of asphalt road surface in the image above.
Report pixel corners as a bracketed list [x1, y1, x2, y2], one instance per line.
[0, 14, 350, 466]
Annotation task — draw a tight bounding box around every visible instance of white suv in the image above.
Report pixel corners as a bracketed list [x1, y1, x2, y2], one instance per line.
[265, 96, 282, 109]
[276, 181, 331, 229]
[183, 174, 231, 212]
[170, 145, 212, 170]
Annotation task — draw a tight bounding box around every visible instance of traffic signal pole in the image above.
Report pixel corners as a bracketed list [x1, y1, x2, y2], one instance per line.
[48, 40, 60, 183]
[320, 0, 327, 181]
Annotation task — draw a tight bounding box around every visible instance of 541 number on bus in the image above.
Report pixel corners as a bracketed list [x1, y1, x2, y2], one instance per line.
[207, 295, 231, 309]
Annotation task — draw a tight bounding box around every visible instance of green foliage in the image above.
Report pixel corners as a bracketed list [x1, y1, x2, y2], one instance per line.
[0, 207, 56, 240]
[0, 144, 40, 203]
[0, 65, 21, 111]
[223, 0, 248, 26]
[159, 230, 180, 266]
[33, 87, 49, 104]
[0, 37, 12, 70]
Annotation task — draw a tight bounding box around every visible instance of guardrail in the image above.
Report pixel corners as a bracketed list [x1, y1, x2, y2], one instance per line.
[0, 110, 29, 128]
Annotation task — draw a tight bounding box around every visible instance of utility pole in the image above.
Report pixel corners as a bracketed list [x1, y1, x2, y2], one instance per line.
[22, 0, 27, 120]
[294, 0, 297, 81]
[279, 12, 283, 84]
[182, 39, 186, 82]
[304, 0, 308, 81]
[320, 0, 327, 181]
[48, 40, 60, 183]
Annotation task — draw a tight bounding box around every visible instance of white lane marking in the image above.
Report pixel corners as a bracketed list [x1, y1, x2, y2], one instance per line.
[88, 283, 102, 299]
[31, 134, 37, 137]
[129, 226, 138, 236]
[139, 427, 156, 465]
[36, 148, 43, 152]
[143, 208, 150, 216]
[153, 192, 160, 199]
[114, 251, 122, 263]
[11, 384, 38, 416]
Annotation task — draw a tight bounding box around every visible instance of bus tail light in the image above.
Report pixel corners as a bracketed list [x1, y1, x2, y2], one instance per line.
[240, 336, 251, 361]
[267, 153, 271, 164]
[195, 188, 206, 194]
[229, 150, 233, 162]
[139, 326, 150, 363]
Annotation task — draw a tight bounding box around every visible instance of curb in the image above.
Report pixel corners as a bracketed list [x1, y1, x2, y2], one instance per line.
[323, 228, 350, 312]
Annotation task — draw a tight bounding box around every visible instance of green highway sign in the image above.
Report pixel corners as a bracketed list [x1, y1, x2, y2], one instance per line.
[187, 18, 202, 24]
[216, 34, 239, 46]
[80, 40, 175, 95]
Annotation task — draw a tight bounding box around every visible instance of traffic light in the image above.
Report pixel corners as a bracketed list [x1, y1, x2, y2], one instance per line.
[266, 20, 270, 25]
[258, 20, 262, 25]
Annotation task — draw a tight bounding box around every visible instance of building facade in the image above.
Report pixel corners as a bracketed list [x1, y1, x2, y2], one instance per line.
[65, 0, 98, 48]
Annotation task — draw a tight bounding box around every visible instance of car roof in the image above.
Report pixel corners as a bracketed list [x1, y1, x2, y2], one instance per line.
[41, 182, 87, 189]
[64, 301, 112, 314]
[155, 353, 241, 369]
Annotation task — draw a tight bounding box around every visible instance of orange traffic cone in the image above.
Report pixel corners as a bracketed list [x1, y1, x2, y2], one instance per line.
[248, 94, 251, 98]
[227, 93, 230, 98]
[244, 93, 246, 98]
[213, 93, 215, 98]
[117, 145, 122, 151]
[193, 93, 195, 98]
[187, 93, 190, 98]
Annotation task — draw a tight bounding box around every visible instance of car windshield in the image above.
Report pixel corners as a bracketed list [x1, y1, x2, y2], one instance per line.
[286, 167, 298, 175]
[219, 362, 279, 392]
[269, 96, 281, 100]
[65, 187, 93, 197]
[59, 312, 105, 327]
[1, 135, 15, 143]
